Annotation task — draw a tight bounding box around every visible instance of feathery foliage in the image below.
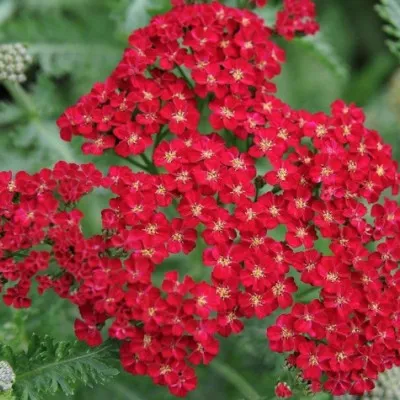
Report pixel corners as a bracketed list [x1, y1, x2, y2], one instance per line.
[376, 0, 400, 60]
[0, 335, 119, 400]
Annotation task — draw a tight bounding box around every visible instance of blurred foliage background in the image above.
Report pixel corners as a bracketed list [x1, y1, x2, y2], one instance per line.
[0, 0, 399, 399]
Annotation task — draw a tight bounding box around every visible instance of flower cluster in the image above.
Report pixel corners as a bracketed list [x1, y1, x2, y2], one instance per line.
[266, 101, 400, 397]
[57, 1, 286, 154]
[2, 0, 400, 399]
[170, 0, 319, 40]
[0, 162, 102, 308]
[276, 0, 319, 39]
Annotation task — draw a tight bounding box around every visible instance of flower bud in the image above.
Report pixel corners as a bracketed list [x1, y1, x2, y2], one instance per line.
[0, 43, 32, 83]
[0, 361, 15, 392]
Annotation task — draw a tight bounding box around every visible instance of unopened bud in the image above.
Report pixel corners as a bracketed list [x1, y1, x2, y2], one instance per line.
[0, 361, 15, 392]
[0, 43, 32, 83]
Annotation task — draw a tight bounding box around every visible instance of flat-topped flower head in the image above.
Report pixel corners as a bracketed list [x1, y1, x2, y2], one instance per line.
[2, 1, 400, 399]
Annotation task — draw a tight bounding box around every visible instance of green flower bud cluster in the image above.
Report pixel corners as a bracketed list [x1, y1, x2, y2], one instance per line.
[0, 361, 15, 392]
[0, 43, 32, 83]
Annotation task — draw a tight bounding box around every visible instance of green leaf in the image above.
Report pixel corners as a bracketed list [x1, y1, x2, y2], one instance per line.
[0, 391, 16, 400]
[2, 81, 77, 168]
[111, 0, 171, 38]
[0, 119, 77, 172]
[0, 0, 15, 27]
[210, 360, 262, 400]
[0, 102, 25, 128]
[17, 0, 93, 13]
[343, 53, 396, 105]
[113, 0, 152, 36]
[293, 34, 349, 81]
[376, 0, 400, 60]
[29, 43, 121, 79]
[254, 3, 280, 26]
[30, 75, 73, 118]
[12, 120, 76, 163]
[0, 335, 119, 400]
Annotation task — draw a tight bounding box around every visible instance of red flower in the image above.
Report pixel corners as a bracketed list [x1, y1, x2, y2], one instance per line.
[183, 282, 217, 318]
[74, 304, 105, 346]
[203, 243, 243, 281]
[296, 341, 332, 380]
[275, 382, 292, 398]
[192, 63, 227, 98]
[167, 218, 197, 254]
[82, 134, 115, 155]
[267, 315, 299, 352]
[114, 122, 152, 156]
[209, 96, 247, 131]
[201, 207, 236, 245]
[160, 99, 200, 135]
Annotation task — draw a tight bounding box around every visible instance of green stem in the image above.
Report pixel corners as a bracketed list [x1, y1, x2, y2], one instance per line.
[246, 135, 252, 152]
[3, 81, 37, 117]
[175, 64, 193, 88]
[271, 186, 282, 194]
[295, 286, 320, 302]
[223, 128, 234, 146]
[199, 94, 210, 115]
[140, 153, 158, 174]
[126, 157, 152, 172]
[210, 360, 261, 400]
[255, 186, 260, 202]
[232, 134, 238, 147]
[153, 126, 169, 155]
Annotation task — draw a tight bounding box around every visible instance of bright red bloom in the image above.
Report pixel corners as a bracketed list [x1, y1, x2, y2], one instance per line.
[209, 96, 247, 131]
[160, 99, 200, 135]
[296, 341, 332, 380]
[114, 122, 152, 156]
[275, 382, 292, 398]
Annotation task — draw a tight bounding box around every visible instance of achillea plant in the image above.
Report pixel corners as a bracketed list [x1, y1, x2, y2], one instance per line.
[1, 0, 399, 398]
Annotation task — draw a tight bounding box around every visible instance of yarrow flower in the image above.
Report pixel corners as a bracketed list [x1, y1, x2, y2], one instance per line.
[276, 0, 319, 39]
[1, 0, 399, 398]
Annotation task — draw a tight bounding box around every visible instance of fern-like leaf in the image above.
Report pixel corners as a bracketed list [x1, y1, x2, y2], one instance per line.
[0, 335, 119, 400]
[376, 0, 400, 60]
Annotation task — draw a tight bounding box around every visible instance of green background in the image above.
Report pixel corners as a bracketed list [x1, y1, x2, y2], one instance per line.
[0, 0, 399, 399]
